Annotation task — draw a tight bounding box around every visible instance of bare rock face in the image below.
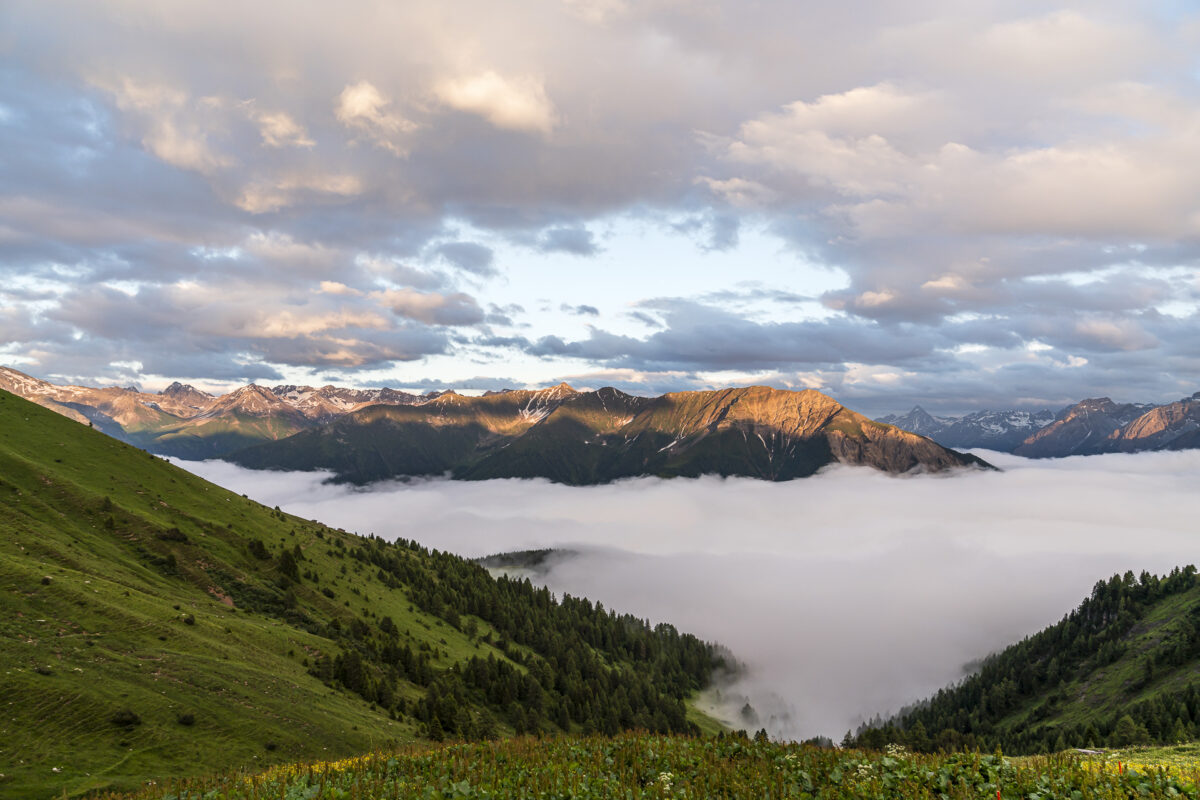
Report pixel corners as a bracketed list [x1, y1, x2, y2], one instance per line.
[1014, 398, 1153, 458]
[1012, 394, 1200, 458]
[1108, 396, 1200, 452]
[159, 381, 214, 411]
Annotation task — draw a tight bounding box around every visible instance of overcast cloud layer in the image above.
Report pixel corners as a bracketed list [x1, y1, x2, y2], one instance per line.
[180, 451, 1200, 740]
[3, 2, 1200, 413]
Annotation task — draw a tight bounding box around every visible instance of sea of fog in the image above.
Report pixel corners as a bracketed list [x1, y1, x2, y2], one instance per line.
[175, 450, 1200, 741]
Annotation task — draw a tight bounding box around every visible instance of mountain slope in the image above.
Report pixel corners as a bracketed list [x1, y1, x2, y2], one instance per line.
[1014, 398, 1155, 458]
[0, 389, 725, 799]
[853, 567, 1200, 754]
[232, 385, 989, 485]
[1110, 393, 1200, 452]
[143, 384, 315, 459]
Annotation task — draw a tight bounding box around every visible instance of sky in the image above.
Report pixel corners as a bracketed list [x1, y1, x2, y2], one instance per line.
[3, 1, 1200, 414]
[179, 449, 1200, 740]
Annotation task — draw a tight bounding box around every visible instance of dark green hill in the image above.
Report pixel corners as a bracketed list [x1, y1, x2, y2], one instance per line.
[853, 567, 1200, 754]
[231, 385, 987, 485]
[0, 389, 725, 799]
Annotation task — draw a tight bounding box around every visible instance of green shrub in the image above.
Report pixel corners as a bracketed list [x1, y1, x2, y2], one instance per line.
[110, 710, 141, 728]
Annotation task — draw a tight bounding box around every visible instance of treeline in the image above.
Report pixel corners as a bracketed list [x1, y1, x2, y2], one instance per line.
[852, 566, 1200, 754]
[302, 534, 724, 740]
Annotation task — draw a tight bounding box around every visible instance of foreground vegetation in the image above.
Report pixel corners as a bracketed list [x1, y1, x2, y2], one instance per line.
[96, 733, 1200, 800]
[0, 390, 723, 798]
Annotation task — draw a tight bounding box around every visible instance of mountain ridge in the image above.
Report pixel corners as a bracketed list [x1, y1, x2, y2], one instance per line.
[231, 384, 989, 485]
[0, 366, 986, 482]
[877, 393, 1200, 457]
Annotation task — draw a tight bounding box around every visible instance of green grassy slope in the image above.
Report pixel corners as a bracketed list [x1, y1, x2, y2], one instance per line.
[853, 568, 1200, 754]
[0, 390, 724, 799]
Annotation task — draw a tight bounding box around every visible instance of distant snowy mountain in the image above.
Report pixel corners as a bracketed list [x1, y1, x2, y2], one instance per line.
[879, 393, 1200, 457]
[877, 406, 1057, 452]
[0, 366, 429, 458]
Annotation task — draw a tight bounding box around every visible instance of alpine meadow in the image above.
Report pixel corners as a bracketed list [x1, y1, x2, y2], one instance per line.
[5, 1, 1200, 798]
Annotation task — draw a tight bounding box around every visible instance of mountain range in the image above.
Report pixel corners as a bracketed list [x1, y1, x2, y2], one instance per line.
[876, 407, 1059, 452]
[878, 392, 1200, 457]
[6, 364, 1197, 480]
[229, 383, 988, 484]
[0, 366, 987, 483]
[0, 365, 428, 459]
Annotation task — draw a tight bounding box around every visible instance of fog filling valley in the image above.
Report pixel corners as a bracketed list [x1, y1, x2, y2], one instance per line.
[179, 451, 1200, 741]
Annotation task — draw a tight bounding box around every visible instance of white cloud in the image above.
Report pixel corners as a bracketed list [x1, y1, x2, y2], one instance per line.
[335, 80, 416, 155]
[249, 308, 389, 337]
[561, 0, 628, 25]
[8, 1, 1200, 397]
[98, 76, 232, 174]
[1072, 316, 1158, 352]
[318, 280, 361, 296]
[179, 450, 1200, 740]
[254, 110, 315, 148]
[236, 172, 363, 213]
[435, 70, 558, 134]
[370, 288, 485, 325]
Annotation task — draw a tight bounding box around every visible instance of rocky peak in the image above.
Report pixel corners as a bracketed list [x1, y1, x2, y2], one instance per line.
[161, 381, 210, 398]
[1069, 398, 1118, 416]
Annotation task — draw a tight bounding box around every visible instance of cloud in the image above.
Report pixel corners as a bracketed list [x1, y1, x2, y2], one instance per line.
[96, 76, 232, 174]
[179, 449, 1200, 740]
[370, 288, 486, 325]
[254, 110, 314, 148]
[525, 299, 943, 370]
[435, 71, 558, 133]
[235, 172, 363, 213]
[537, 225, 599, 256]
[560, 303, 599, 316]
[335, 81, 416, 155]
[37, 275, 462, 375]
[3, 1, 1200, 404]
[432, 241, 496, 275]
[561, 0, 628, 25]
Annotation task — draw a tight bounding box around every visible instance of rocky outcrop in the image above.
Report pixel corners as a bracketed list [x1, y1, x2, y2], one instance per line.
[1015, 398, 1157, 458]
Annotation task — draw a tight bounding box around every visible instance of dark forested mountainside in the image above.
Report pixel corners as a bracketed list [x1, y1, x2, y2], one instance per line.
[852, 567, 1200, 754]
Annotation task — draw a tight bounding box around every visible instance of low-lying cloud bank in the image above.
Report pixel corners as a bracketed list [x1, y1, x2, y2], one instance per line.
[179, 451, 1200, 740]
